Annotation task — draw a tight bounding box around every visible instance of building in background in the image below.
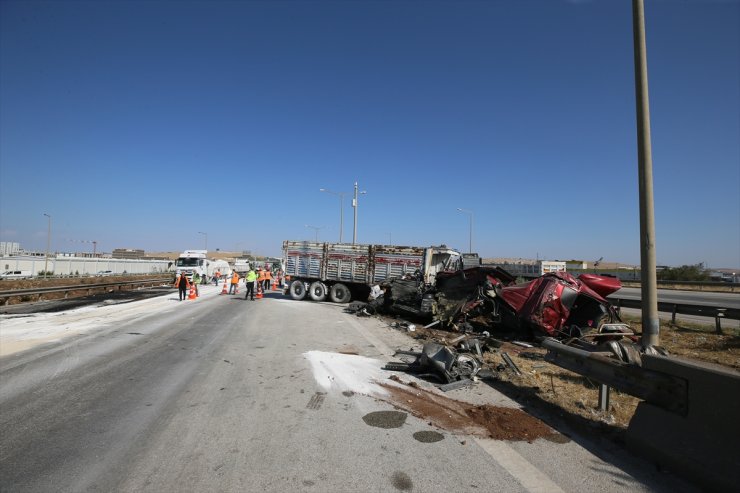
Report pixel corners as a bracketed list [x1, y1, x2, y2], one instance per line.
[112, 248, 146, 259]
[0, 242, 20, 256]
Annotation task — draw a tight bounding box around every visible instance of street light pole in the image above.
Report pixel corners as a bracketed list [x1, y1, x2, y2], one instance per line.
[305, 225, 324, 242]
[319, 188, 347, 243]
[352, 181, 367, 245]
[457, 208, 473, 253]
[198, 231, 208, 252]
[43, 213, 51, 278]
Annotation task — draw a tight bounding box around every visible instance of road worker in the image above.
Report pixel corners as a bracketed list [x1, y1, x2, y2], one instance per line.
[173, 271, 190, 301]
[257, 268, 265, 292]
[245, 267, 257, 300]
[229, 270, 240, 295]
[263, 268, 272, 291]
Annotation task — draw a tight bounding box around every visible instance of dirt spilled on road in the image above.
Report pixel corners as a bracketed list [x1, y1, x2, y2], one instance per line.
[377, 380, 567, 443]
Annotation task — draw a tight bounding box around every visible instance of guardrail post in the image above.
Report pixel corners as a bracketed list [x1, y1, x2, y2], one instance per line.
[671, 304, 677, 324]
[715, 309, 725, 335]
[598, 383, 610, 412]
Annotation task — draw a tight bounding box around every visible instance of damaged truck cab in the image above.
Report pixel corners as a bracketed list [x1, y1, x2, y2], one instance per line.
[282, 240, 463, 303]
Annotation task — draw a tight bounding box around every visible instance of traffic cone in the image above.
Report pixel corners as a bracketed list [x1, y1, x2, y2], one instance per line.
[188, 284, 197, 300]
[271, 279, 277, 290]
[221, 280, 228, 295]
[256, 283, 263, 299]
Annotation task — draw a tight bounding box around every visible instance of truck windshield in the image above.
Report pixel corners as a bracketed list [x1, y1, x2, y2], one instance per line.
[175, 258, 202, 267]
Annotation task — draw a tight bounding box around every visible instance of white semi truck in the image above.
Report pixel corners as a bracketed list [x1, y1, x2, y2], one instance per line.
[282, 240, 463, 303]
[174, 250, 231, 281]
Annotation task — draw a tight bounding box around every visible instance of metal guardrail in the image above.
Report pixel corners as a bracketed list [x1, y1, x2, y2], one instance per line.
[0, 277, 173, 305]
[542, 338, 688, 415]
[608, 297, 740, 334]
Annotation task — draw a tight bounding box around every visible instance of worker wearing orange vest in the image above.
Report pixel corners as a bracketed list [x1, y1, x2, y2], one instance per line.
[229, 271, 240, 294]
[173, 271, 191, 301]
[257, 268, 266, 289]
[263, 268, 272, 291]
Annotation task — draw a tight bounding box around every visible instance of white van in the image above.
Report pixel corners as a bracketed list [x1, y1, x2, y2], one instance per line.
[0, 270, 33, 279]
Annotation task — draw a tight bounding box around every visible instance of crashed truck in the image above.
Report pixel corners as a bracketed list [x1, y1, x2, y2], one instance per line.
[369, 267, 626, 342]
[282, 240, 465, 303]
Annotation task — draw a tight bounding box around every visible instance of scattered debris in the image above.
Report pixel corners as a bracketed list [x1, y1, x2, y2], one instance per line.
[353, 268, 627, 346]
[501, 352, 522, 376]
[384, 337, 492, 387]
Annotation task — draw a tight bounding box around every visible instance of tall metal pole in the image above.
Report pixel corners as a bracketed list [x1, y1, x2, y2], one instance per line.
[305, 225, 323, 242]
[43, 213, 51, 278]
[320, 189, 346, 243]
[457, 208, 473, 253]
[352, 181, 366, 244]
[632, 0, 659, 347]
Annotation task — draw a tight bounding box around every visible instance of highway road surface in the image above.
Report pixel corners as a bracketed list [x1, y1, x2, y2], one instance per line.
[0, 285, 698, 492]
[612, 287, 740, 329]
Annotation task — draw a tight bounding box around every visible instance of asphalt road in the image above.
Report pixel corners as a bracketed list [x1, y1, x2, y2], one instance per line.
[612, 287, 740, 308]
[0, 286, 698, 492]
[611, 287, 740, 328]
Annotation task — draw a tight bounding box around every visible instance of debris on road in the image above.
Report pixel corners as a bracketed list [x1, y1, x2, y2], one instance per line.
[352, 266, 643, 361]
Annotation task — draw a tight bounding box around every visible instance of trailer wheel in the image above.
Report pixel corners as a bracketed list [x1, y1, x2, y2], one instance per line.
[308, 281, 327, 301]
[329, 283, 351, 303]
[289, 280, 307, 300]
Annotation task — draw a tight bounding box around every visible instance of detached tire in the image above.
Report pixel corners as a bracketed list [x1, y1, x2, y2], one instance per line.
[289, 280, 307, 300]
[329, 283, 351, 303]
[308, 281, 327, 301]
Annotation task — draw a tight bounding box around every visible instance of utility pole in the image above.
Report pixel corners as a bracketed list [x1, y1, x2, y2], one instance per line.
[352, 181, 366, 244]
[633, 0, 659, 347]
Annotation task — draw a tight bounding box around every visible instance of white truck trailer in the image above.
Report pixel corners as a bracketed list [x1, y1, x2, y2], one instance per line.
[282, 240, 463, 303]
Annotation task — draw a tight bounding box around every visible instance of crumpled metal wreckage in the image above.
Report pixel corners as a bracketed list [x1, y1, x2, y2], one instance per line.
[353, 268, 657, 363]
[384, 340, 488, 391]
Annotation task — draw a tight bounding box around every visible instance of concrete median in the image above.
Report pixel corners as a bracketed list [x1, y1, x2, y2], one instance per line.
[626, 354, 740, 492]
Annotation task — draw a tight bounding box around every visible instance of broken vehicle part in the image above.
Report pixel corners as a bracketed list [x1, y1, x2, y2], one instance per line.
[501, 352, 522, 376]
[384, 342, 483, 384]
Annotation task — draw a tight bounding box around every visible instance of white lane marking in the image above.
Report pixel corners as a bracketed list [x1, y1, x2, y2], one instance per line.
[474, 438, 565, 493]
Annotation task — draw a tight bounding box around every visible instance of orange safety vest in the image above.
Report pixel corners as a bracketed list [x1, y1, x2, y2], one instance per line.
[174, 274, 190, 288]
[231, 272, 239, 283]
[257, 271, 265, 281]
[264, 270, 272, 280]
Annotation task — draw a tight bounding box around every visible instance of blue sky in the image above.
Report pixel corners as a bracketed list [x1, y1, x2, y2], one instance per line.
[1, 0, 738, 268]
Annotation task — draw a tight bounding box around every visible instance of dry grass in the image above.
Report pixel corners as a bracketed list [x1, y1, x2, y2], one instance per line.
[403, 315, 739, 432]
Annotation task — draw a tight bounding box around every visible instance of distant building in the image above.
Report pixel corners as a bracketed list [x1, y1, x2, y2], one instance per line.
[0, 242, 20, 256]
[112, 248, 146, 259]
[485, 258, 566, 278]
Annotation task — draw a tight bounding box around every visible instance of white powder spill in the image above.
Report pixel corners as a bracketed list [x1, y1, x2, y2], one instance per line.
[304, 350, 389, 396]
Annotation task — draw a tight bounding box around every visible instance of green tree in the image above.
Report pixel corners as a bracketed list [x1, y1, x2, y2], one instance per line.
[657, 263, 710, 281]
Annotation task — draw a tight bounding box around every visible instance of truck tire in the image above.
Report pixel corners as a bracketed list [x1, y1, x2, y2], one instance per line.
[289, 280, 307, 300]
[308, 281, 327, 301]
[329, 283, 351, 303]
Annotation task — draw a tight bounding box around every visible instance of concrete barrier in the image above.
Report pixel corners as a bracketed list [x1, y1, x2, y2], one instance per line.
[626, 354, 740, 492]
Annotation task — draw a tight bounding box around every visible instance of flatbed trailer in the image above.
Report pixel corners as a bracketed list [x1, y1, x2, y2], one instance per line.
[282, 240, 462, 303]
